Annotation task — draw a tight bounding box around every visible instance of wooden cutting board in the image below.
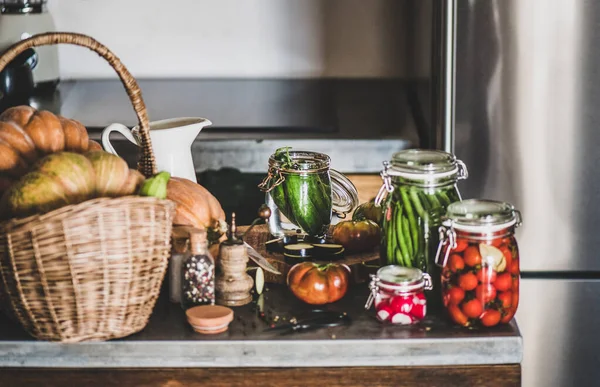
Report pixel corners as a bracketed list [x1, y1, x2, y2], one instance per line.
[238, 224, 380, 284]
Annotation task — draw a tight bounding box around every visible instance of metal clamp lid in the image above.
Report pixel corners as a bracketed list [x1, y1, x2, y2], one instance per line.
[374, 152, 469, 206]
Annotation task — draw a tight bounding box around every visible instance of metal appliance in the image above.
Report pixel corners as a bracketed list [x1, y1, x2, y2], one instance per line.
[0, 0, 59, 90]
[431, 1, 600, 386]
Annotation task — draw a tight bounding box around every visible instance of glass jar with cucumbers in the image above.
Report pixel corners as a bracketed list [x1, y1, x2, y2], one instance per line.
[375, 149, 469, 288]
[259, 147, 359, 240]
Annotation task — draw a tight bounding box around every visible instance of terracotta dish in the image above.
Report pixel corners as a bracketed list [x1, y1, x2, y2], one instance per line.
[185, 305, 234, 334]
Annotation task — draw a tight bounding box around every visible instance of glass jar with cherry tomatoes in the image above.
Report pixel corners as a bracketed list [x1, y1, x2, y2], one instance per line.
[365, 265, 433, 325]
[435, 199, 522, 328]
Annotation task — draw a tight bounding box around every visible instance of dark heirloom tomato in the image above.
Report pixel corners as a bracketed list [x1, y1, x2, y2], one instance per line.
[332, 219, 381, 253]
[287, 262, 350, 305]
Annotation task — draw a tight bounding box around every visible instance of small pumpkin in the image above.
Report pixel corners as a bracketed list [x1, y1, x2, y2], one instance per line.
[0, 151, 144, 219]
[0, 106, 96, 177]
[166, 177, 226, 236]
[287, 262, 350, 305]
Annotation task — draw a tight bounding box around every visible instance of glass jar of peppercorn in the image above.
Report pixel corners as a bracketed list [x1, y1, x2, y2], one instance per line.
[181, 228, 215, 310]
[435, 199, 522, 327]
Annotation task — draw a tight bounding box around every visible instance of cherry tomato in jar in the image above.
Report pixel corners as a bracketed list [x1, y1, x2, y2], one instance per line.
[448, 304, 469, 326]
[448, 254, 465, 273]
[462, 299, 484, 318]
[447, 287, 465, 305]
[489, 238, 504, 247]
[499, 245, 513, 269]
[476, 284, 497, 303]
[510, 259, 520, 275]
[454, 238, 469, 253]
[463, 246, 482, 267]
[458, 272, 478, 291]
[476, 266, 498, 283]
[501, 311, 515, 324]
[512, 276, 520, 291]
[494, 272, 512, 292]
[480, 309, 502, 327]
[497, 291, 512, 309]
[511, 291, 520, 311]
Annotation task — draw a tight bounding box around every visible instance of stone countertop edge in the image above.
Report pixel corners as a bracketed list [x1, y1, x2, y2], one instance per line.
[0, 335, 522, 368]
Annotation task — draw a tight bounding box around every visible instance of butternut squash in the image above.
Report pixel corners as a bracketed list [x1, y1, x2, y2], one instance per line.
[0, 151, 144, 219]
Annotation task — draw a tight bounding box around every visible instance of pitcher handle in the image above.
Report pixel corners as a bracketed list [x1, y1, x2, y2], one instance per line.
[101, 123, 139, 154]
[330, 169, 359, 218]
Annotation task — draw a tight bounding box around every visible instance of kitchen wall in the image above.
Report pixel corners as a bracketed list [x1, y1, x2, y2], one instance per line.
[48, 0, 430, 79]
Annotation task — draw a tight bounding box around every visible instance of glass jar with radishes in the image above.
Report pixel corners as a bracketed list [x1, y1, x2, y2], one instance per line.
[365, 265, 433, 325]
[436, 200, 522, 328]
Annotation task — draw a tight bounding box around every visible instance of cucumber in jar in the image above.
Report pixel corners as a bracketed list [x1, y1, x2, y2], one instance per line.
[271, 147, 332, 237]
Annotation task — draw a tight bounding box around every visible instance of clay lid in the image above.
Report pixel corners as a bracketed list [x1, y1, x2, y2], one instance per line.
[186, 305, 234, 335]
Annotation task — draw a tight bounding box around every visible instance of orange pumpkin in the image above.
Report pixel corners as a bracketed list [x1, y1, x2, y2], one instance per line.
[0, 106, 100, 177]
[166, 177, 226, 234]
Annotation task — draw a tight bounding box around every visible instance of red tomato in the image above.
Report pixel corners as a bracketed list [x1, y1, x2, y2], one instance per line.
[454, 239, 469, 253]
[462, 299, 483, 318]
[490, 238, 504, 247]
[497, 291, 512, 309]
[481, 310, 502, 327]
[458, 272, 478, 291]
[448, 254, 465, 273]
[510, 259, 520, 275]
[448, 304, 468, 326]
[463, 246, 482, 267]
[476, 284, 497, 303]
[447, 287, 465, 305]
[512, 292, 520, 311]
[287, 262, 350, 305]
[499, 245, 513, 270]
[512, 276, 520, 291]
[501, 310, 515, 324]
[494, 272, 512, 292]
[476, 267, 497, 284]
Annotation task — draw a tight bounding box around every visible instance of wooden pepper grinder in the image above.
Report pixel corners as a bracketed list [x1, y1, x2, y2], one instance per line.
[216, 213, 254, 306]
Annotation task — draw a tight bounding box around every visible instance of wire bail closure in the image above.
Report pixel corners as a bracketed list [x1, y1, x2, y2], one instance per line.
[375, 161, 394, 207]
[258, 167, 285, 193]
[364, 274, 379, 309]
[435, 224, 456, 268]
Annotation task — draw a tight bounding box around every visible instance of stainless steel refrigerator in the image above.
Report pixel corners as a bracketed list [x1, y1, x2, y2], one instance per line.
[433, 1, 600, 385]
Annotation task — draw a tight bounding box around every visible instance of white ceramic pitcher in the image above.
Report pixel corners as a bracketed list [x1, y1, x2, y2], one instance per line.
[101, 117, 211, 183]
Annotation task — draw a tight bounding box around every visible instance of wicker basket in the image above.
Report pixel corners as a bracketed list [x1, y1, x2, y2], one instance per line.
[0, 33, 175, 342]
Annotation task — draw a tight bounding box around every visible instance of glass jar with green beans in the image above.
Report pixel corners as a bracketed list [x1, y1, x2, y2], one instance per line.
[375, 149, 469, 280]
[259, 148, 359, 239]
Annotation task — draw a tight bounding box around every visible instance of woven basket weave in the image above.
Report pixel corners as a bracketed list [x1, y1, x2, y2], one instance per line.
[0, 33, 175, 342]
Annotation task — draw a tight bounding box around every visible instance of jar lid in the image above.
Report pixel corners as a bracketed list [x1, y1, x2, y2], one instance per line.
[444, 199, 522, 232]
[375, 265, 430, 292]
[387, 149, 468, 180]
[186, 305, 234, 335]
[268, 149, 330, 173]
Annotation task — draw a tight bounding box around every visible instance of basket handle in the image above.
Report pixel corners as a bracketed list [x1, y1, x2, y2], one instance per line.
[0, 32, 157, 177]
